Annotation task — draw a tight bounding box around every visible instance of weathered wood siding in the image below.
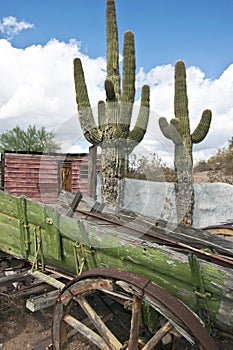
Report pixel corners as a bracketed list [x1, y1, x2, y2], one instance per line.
[70, 157, 88, 195]
[3, 152, 90, 202]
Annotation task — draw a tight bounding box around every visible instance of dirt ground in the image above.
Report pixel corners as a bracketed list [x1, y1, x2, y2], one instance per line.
[0, 286, 97, 350]
[0, 295, 52, 350]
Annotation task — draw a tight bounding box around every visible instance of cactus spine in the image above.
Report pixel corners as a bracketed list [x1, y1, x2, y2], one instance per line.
[159, 60, 212, 226]
[74, 0, 150, 209]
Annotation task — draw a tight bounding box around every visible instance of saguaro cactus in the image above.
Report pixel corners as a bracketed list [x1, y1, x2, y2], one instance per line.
[159, 60, 212, 225]
[74, 0, 150, 208]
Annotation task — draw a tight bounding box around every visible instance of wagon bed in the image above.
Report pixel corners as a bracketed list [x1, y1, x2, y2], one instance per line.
[0, 189, 232, 349]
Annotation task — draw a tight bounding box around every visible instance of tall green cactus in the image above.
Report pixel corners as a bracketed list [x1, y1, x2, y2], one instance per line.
[159, 60, 212, 225]
[74, 0, 150, 208]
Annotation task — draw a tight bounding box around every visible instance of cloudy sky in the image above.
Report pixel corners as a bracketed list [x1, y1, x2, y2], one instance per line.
[0, 0, 233, 164]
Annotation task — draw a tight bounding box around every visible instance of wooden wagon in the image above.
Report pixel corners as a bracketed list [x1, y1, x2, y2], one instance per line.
[0, 189, 232, 349]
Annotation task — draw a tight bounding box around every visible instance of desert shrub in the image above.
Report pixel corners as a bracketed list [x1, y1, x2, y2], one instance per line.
[207, 137, 233, 184]
[126, 153, 175, 182]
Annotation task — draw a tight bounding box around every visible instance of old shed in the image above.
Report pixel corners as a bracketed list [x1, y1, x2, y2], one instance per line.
[1, 151, 97, 203]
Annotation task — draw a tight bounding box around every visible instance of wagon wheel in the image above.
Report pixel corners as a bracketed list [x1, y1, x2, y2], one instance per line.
[52, 268, 219, 350]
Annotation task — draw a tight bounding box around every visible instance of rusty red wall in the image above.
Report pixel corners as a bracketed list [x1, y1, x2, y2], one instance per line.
[3, 152, 89, 203]
[67, 154, 89, 196]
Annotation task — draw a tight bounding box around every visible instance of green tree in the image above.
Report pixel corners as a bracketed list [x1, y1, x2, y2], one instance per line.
[0, 125, 60, 153]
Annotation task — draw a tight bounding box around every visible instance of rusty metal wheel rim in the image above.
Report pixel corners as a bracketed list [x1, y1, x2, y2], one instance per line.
[52, 267, 219, 350]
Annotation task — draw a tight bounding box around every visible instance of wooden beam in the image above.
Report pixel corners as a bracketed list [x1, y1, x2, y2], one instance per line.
[66, 191, 82, 217]
[142, 322, 173, 350]
[14, 282, 54, 298]
[28, 270, 65, 290]
[26, 289, 59, 312]
[90, 201, 105, 213]
[0, 269, 30, 286]
[88, 145, 97, 199]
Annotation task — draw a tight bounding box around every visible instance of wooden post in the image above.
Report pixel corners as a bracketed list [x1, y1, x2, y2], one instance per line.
[88, 145, 97, 199]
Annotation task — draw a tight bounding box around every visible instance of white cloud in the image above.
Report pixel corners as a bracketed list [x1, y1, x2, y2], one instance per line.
[0, 38, 106, 145]
[0, 36, 232, 163]
[0, 16, 34, 40]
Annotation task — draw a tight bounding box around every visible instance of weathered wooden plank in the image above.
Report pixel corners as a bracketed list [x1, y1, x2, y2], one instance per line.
[88, 145, 97, 199]
[105, 211, 233, 256]
[0, 269, 30, 286]
[152, 216, 233, 253]
[26, 199, 47, 228]
[0, 211, 19, 227]
[28, 270, 65, 290]
[14, 283, 54, 298]
[26, 289, 59, 312]
[44, 206, 62, 261]
[66, 192, 82, 217]
[93, 249, 197, 308]
[0, 190, 19, 218]
[0, 218, 22, 257]
[59, 215, 86, 242]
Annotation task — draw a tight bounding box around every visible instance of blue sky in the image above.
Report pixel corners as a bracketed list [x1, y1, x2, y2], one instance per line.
[1, 0, 233, 78]
[0, 0, 233, 163]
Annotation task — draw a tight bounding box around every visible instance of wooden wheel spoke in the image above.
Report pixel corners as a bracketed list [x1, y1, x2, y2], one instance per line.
[102, 288, 133, 304]
[63, 314, 110, 350]
[141, 321, 173, 350]
[127, 295, 141, 350]
[52, 302, 69, 350]
[76, 294, 122, 350]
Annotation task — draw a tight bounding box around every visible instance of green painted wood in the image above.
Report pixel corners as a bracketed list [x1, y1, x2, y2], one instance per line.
[44, 206, 62, 261]
[0, 190, 232, 334]
[0, 191, 18, 218]
[26, 199, 47, 228]
[0, 209, 22, 257]
[17, 196, 30, 258]
[189, 253, 215, 330]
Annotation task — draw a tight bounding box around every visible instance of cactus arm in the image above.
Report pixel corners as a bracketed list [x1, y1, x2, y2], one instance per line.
[170, 118, 180, 131]
[127, 84, 150, 144]
[106, 0, 120, 98]
[174, 60, 190, 137]
[159, 117, 182, 145]
[74, 58, 102, 144]
[105, 78, 116, 101]
[191, 109, 212, 143]
[117, 30, 136, 132]
[122, 30, 136, 105]
[74, 58, 91, 111]
[98, 101, 106, 130]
